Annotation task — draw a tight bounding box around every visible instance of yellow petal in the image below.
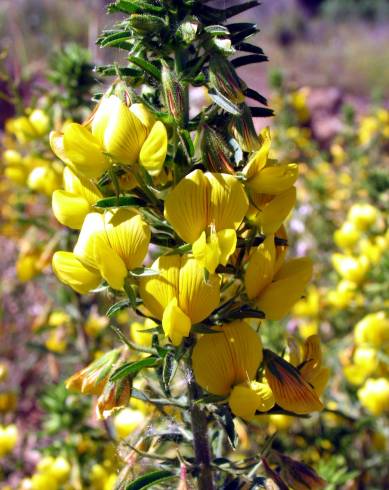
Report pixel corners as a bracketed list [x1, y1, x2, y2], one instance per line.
[94, 95, 147, 165]
[139, 121, 168, 176]
[192, 231, 220, 274]
[74, 212, 107, 270]
[93, 235, 128, 290]
[139, 255, 181, 319]
[63, 166, 102, 205]
[243, 128, 271, 180]
[229, 381, 275, 420]
[229, 384, 263, 420]
[259, 187, 296, 234]
[164, 169, 209, 243]
[178, 255, 220, 323]
[50, 131, 72, 165]
[162, 297, 192, 345]
[52, 190, 90, 229]
[255, 257, 313, 320]
[217, 229, 237, 266]
[206, 172, 249, 231]
[104, 209, 151, 270]
[63, 123, 109, 178]
[52, 251, 101, 294]
[192, 321, 263, 397]
[263, 349, 323, 414]
[130, 103, 156, 132]
[245, 235, 276, 300]
[248, 163, 298, 195]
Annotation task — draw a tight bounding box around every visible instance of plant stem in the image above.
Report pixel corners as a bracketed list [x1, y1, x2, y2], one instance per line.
[187, 365, 215, 490]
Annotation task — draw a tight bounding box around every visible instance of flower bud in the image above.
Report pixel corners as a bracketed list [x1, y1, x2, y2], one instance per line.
[230, 103, 261, 152]
[66, 349, 121, 396]
[278, 453, 326, 490]
[201, 125, 234, 173]
[162, 63, 187, 125]
[128, 14, 166, 34]
[209, 55, 245, 104]
[177, 16, 200, 44]
[96, 375, 132, 419]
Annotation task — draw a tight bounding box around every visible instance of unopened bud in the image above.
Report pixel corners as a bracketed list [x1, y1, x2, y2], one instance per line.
[96, 375, 132, 419]
[177, 16, 200, 44]
[128, 14, 166, 34]
[162, 63, 187, 125]
[209, 55, 245, 104]
[66, 349, 121, 396]
[230, 103, 261, 152]
[201, 125, 234, 173]
[278, 453, 326, 490]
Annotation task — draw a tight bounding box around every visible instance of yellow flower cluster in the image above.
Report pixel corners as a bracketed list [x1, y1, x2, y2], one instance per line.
[329, 203, 387, 308]
[0, 424, 18, 457]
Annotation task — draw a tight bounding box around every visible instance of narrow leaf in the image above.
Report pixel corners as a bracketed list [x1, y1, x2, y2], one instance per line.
[245, 87, 268, 106]
[236, 42, 265, 54]
[231, 54, 268, 68]
[94, 195, 146, 208]
[110, 357, 159, 382]
[249, 106, 274, 118]
[125, 470, 176, 490]
[128, 56, 161, 81]
[107, 299, 129, 317]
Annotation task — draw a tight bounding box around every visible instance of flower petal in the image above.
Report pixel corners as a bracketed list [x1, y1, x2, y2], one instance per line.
[248, 163, 298, 195]
[52, 190, 90, 229]
[139, 121, 168, 176]
[245, 235, 276, 300]
[63, 166, 102, 205]
[162, 297, 192, 345]
[258, 187, 296, 235]
[164, 169, 209, 243]
[52, 251, 101, 294]
[63, 123, 109, 178]
[263, 349, 323, 414]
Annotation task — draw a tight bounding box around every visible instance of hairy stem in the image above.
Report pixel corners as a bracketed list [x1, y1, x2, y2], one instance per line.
[187, 366, 215, 490]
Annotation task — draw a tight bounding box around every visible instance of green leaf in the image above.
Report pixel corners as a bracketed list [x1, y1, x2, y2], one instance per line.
[128, 56, 161, 81]
[110, 356, 159, 382]
[231, 25, 258, 44]
[107, 299, 130, 317]
[191, 324, 221, 334]
[235, 42, 265, 55]
[109, 0, 164, 15]
[96, 65, 142, 78]
[98, 31, 132, 49]
[208, 89, 241, 115]
[94, 195, 145, 208]
[204, 25, 230, 36]
[125, 470, 176, 490]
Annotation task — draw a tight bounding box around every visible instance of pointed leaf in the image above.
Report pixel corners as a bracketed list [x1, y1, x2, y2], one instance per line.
[245, 87, 268, 106]
[94, 195, 146, 208]
[250, 106, 274, 118]
[128, 56, 162, 81]
[231, 54, 268, 68]
[208, 90, 241, 115]
[107, 299, 130, 317]
[125, 470, 176, 490]
[110, 356, 160, 382]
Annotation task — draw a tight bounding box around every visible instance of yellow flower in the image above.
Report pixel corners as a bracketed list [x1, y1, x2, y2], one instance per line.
[113, 407, 145, 438]
[50, 95, 167, 178]
[6, 109, 49, 143]
[347, 203, 378, 230]
[358, 378, 389, 416]
[84, 309, 109, 337]
[57, 208, 151, 291]
[250, 187, 297, 234]
[292, 286, 320, 317]
[331, 253, 369, 283]
[352, 347, 378, 378]
[354, 311, 389, 348]
[130, 318, 157, 347]
[243, 128, 298, 196]
[333, 221, 361, 250]
[192, 321, 270, 419]
[0, 424, 18, 457]
[139, 255, 220, 345]
[164, 169, 248, 272]
[52, 166, 103, 229]
[245, 235, 313, 320]
[27, 162, 63, 196]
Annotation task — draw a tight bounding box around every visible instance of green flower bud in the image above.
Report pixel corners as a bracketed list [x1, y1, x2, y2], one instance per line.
[209, 55, 244, 103]
[177, 16, 200, 44]
[230, 103, 261, 152]
[201, 125, 234, 173]
[162, 63, 187, 125]
[128, 14, 166, 34]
